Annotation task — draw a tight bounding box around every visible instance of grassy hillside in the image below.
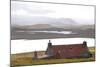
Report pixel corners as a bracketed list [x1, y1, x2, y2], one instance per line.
[11, 47, 95, 67]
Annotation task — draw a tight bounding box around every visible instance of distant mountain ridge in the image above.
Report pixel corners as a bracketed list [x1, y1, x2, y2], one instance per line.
[19, 24, 53, 29]
[12, 17, 78, 26]
[12, 17, 94, 29]
[12, 23, 94, 30]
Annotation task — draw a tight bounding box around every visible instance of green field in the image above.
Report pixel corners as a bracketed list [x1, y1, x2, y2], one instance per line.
[11, 47, 95, 67]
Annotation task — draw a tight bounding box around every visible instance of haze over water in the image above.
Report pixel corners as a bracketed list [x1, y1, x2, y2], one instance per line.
[11, 38, 95, 54]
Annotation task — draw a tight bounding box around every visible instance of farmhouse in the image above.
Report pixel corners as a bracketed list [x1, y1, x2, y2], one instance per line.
[34, 40, 92, 59]
[45, 40, 91, 59]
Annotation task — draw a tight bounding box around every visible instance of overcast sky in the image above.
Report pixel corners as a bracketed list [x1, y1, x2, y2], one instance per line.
[11, 1, 95, 25]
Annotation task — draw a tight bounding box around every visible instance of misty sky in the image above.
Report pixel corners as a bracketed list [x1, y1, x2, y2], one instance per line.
[11, 1, 95, 26]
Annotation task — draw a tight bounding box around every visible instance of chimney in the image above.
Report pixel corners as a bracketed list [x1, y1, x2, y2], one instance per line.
[83, 41, 87, 47]
[83, 41, 87, 45]
[34, 51, 38, 60]
[48, 40, 52, 47]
